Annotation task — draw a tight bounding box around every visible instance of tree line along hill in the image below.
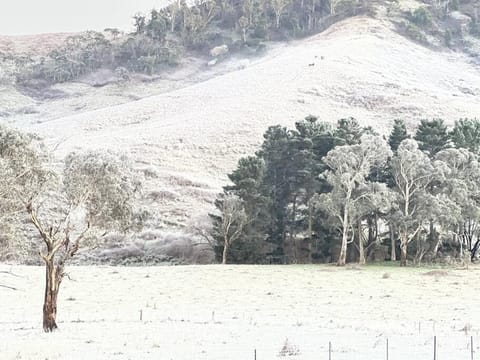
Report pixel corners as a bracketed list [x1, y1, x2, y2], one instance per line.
[0, 0, 479, 88]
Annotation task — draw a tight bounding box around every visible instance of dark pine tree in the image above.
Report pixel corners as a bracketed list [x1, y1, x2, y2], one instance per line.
[211, 156, 269, 263]
[450, 118, 480, 155]
[414, 118, 451, 157]
[388, 119, 409, 152]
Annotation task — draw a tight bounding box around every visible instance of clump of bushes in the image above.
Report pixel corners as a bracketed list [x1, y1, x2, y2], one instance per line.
[404, 23, 428, 44]
[409, 7, 433, 27]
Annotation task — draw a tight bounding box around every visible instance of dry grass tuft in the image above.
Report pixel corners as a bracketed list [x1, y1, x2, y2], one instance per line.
[278, 338, 300, 357]
[422, 270, 449, 277]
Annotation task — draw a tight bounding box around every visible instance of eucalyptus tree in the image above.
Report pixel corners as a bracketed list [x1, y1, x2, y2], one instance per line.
[390, 139, 437, 266]
[0, 125, 141, 332]
[211, 194, 248, 264]
[316, 135, 392, 266]
[34, 151, 141, 332]
[435, 148, 480, 260]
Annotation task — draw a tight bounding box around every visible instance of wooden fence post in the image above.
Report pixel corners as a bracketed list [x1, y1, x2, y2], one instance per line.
[386, 338, 389, 360]
[471, 336, 474, 360]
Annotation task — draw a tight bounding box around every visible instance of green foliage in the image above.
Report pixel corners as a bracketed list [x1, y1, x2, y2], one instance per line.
[212, 115, 480, 266]
[316, 135, 392, 265]
[63, 151, 140, 231]
[449, 118, 480, 155]
[409, 7, 433, 27]
[0, 125, 52, 211]
[12, 0, 372, 85]
[388, 119, 409, 152]
[211, 157, 268, 263]
[212, 116, 372, 264]
[334, 117, 362, 145]
[414, 119, 451, 157]
[404, 23, 428, 44]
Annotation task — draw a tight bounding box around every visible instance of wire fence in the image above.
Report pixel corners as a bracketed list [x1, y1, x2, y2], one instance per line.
[249, 335, 477, 360]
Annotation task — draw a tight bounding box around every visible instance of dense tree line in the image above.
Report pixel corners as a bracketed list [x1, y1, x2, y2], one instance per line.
[13, 0, 367, 86]
[210, 117, 480, 266]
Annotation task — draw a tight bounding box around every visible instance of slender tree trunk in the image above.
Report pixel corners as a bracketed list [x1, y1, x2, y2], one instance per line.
[43, 260, 63, 332]
[390, 225, 396, 261]
[337, 211, 349, 266]
[171, 13, 176, 32]
[291, 194, 297, 263]
[400, 234, 407, 267]
[427, 221, 440, 259]
[222, 239, 229, 265]
[358, 221, 365, 265]
[307, 200, 313, 263]
[337, 231, 348, 266]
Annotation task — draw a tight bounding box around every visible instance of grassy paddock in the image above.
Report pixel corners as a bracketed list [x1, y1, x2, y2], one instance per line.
[1, 264, 479, 359]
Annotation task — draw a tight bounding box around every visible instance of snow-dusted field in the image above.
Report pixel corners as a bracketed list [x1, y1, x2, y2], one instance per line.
[2, 264, 480, 359]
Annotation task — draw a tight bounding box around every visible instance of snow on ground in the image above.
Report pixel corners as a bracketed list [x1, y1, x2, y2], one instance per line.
[5, 16, 480, 232]
[1, 264, 480, 359]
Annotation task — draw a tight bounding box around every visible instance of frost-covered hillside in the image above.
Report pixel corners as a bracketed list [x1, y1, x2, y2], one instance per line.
[10, 17, 480, 236]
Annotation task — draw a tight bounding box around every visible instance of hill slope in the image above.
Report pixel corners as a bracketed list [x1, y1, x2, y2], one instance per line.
[9, 16, 480, 257]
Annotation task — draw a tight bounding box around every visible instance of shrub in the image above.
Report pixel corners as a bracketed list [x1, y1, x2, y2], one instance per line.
[405, 23, 428, 43]
[410, 7, 433, 27]
[253, 23, 268, 39]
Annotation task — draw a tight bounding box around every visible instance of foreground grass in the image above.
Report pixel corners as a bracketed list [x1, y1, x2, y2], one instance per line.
[1, 264, 478, 359]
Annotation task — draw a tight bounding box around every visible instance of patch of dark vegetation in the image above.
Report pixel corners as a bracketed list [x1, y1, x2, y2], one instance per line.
[17, 85, 68, 101]
[7, 0, 371, 88]
[391, 0, 480, 52]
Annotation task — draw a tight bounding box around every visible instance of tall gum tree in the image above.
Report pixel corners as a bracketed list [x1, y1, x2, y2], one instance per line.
[316, 135, 391, 266]
[435, 148, 480, 260]
[0, 125, 141, 332]
[34, 151, 141, 332]
[390, 139, 436, 266]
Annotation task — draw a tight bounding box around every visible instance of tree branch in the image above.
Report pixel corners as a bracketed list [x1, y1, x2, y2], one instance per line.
[0, 284, 18, 291]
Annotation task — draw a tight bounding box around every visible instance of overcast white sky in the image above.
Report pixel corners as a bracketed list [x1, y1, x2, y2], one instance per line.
[0, 0, 169, 35]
